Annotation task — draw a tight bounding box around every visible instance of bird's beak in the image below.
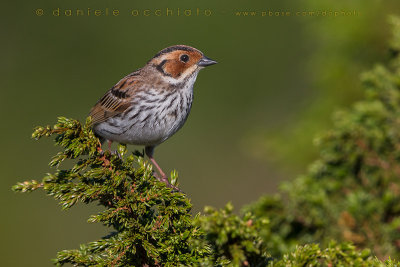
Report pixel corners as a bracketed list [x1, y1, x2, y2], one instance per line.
[198, 56, 218, 67]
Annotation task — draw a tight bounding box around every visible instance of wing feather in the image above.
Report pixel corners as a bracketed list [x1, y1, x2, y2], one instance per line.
[89, 72, 141, 125]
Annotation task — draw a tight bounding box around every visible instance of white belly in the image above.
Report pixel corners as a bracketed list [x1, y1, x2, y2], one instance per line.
[94, 83, 194, 146]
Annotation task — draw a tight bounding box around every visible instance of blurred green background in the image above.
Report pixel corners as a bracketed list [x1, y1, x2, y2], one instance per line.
[2, 0, 400, 265]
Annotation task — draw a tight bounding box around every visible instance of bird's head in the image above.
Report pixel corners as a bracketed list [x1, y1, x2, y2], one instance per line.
[148, 45, 217, 84]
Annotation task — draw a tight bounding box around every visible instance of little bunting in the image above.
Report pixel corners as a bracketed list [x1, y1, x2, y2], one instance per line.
[90, 45, 217, 188]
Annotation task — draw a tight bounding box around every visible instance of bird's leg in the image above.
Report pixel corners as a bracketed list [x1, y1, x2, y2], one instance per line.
[107, 140, 113, 152]
[145, 146, 177, 189]
[96, 138, 104, 153]
[145, 146, 167, 180]
[104, 140, 123, 158]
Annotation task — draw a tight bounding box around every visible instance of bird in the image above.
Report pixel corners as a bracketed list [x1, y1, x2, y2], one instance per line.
[89, 45, 217, 188]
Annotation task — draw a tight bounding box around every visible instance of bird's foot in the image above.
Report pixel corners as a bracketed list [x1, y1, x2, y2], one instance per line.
[152, 171, 181, 192]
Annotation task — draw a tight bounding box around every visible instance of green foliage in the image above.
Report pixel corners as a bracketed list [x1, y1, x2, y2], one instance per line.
[246, 16, 400, 260]
[13, 117, 208, 266]
[270, 242, 396, 267]
[194, 203, 271, 266]
[13, 117, 270, 266]
[17, 118, 399, 266]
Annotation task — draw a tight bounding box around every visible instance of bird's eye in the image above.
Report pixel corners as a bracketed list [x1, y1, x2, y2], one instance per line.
[180, 54, 189, 63]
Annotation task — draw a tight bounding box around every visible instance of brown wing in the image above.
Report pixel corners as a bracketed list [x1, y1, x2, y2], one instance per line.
[90, 72, 141, 125]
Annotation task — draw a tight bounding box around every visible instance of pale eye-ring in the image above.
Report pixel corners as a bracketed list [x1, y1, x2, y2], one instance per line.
[180, 54, 189, 63]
